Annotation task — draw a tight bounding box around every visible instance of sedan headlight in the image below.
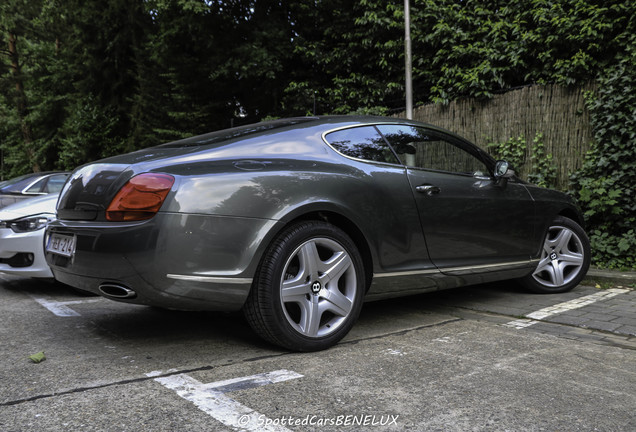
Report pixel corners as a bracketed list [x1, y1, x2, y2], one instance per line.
[0, 213, 56, 233]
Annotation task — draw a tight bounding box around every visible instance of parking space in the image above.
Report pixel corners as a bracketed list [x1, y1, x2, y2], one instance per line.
[423, 282, 636, 349]
[1, 275, 635, 431]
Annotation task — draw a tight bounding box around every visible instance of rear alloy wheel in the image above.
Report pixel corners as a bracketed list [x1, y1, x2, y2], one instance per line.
[521, 216, 590, 293]
[244, 221, 365, 351]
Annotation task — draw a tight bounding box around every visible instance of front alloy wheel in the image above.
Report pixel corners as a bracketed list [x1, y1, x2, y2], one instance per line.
[244, 221, 365, 351]
[521, 216, 590, 293]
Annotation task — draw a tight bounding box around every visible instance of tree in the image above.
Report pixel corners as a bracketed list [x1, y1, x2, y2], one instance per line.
[282, 1, 405, 115]
[0, 0, 45, 175]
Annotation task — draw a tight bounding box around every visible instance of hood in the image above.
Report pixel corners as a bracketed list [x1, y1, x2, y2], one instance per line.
[0, 193, 58, 221]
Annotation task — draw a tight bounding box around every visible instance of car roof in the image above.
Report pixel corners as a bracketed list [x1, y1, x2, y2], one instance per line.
[155, 115, 460, 149]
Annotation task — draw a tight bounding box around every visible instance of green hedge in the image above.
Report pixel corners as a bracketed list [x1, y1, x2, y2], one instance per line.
[571, 35, 636, 270]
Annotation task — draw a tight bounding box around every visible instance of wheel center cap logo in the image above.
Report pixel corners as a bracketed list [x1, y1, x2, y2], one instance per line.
[311, 281, 322, 294]
[550, 252, 558, 261]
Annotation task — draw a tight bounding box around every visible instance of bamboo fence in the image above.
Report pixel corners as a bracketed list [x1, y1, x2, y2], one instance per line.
[396, 83, 596, 190]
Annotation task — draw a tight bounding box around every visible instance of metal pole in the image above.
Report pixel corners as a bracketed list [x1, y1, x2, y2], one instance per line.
[404, 0, 413, 120]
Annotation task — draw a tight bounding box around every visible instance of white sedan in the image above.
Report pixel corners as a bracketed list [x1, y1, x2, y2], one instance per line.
[0, 193, 58, 278]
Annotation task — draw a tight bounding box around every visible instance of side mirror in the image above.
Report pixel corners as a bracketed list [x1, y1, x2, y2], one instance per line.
[494, 160, 515, 178]
[494, 160, 514, 186]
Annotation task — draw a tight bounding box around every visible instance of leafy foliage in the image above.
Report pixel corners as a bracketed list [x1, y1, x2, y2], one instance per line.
[487, 133, 557, 189]
[57, 96, 120, 170]
[281, 1, 404, 115]
[570, 33, 636, 269]
[487, 136, 527, 174]
[527, 134, 557, 189]
[422, 0, 634, 103]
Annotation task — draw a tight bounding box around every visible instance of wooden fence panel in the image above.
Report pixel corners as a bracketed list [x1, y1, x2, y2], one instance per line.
[395, 84, 596, 190]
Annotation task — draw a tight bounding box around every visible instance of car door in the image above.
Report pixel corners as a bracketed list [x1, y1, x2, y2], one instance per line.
[377, 124, 537, 272]
[323, 124, 444, 298]
[323, 125, 433, 270]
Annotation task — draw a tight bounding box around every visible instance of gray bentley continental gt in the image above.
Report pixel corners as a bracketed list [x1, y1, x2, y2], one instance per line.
[45, 116, 590, 351]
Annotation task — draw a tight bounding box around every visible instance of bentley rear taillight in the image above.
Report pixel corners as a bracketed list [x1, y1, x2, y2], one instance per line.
[106, 173, 175, 221]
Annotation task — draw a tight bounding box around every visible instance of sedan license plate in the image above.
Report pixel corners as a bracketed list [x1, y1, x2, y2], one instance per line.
[46, 233, 76, 257]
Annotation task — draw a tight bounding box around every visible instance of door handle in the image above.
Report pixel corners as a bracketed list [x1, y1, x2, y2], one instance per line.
[416, 185, 441, 195]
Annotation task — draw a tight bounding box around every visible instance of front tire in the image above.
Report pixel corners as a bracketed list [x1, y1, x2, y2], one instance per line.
[244, 221, 365, 351]
[521, 216, 590, 293]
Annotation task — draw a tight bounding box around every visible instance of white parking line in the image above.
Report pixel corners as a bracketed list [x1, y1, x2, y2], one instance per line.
[504, 288, 630, 329]
[28, 294, 101, 317]
[148, 369, 303, 431]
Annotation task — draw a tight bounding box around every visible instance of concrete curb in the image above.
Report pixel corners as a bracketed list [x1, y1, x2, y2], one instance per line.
[583, 267, 636, 288]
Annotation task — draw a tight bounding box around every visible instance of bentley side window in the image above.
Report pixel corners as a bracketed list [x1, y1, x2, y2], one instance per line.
[378, 125, 488, 175]
[325, 126, 400, 164]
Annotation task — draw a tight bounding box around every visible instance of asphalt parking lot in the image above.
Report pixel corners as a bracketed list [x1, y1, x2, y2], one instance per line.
[1, 274, 634, 432]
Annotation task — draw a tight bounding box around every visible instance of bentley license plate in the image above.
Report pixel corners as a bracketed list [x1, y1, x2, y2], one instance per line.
[46, 233, 76, 257]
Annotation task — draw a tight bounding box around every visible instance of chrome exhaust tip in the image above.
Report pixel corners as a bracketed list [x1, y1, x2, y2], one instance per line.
[99, 283, 137, 299]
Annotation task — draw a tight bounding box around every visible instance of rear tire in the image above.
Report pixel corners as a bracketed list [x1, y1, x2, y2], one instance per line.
[520, 216, 590, 293]
[243, 221, 365, 351]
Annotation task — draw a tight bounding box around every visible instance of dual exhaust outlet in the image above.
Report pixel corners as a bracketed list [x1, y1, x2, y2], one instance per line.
[98, 283, 137, 299]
